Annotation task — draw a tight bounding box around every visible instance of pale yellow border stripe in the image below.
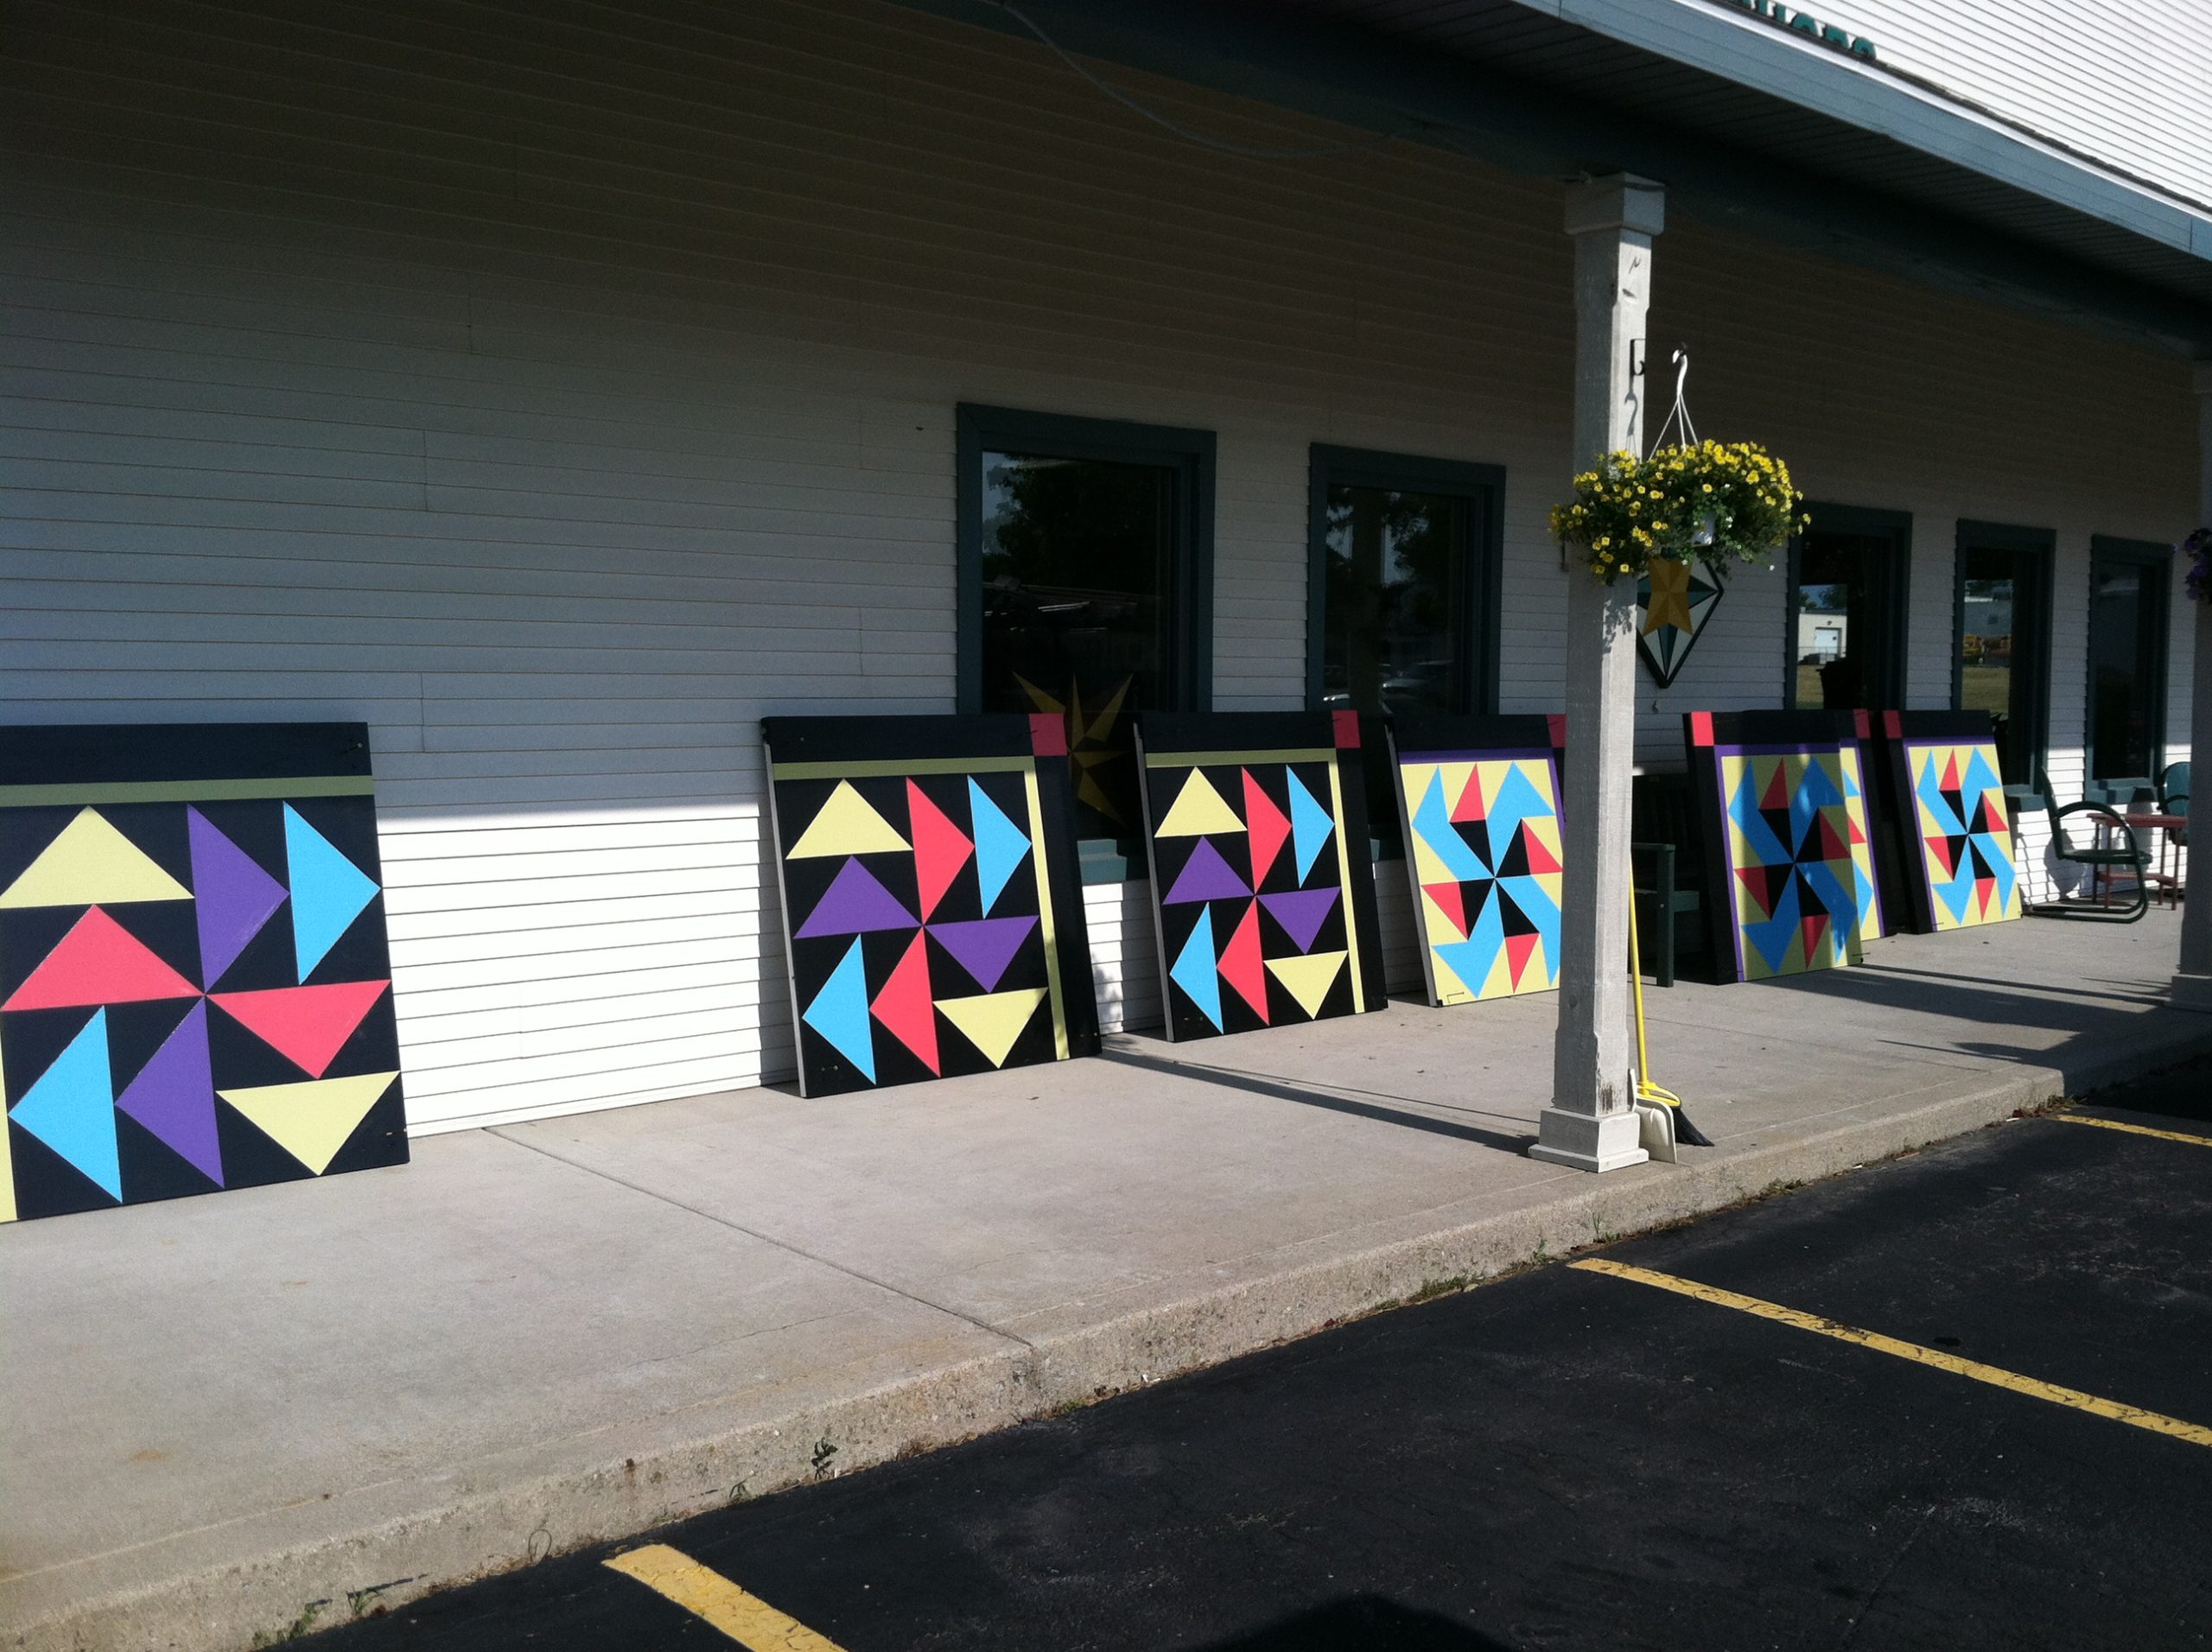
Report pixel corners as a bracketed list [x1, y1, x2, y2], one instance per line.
[1571, 1258, 2212, 1449]
[1143, 747, 1332, 769]
[0, 1031, 14, 1224]
[1021, 765, 1070, 1061]
[0, 775, 373, 806]
[2049, 1114, 2212, 1148]
[605, 1545, 850, 1650]
[772, 756, 1030, 780]
[1322, 759, 1367, 1012]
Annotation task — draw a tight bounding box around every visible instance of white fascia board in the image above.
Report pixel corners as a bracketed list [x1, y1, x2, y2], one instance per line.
[1511, 0, 2212, 261]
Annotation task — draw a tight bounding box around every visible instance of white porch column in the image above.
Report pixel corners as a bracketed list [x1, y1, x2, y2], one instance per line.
[1532, 174, 1664, 1174]
[2179, 362, 2212, 982]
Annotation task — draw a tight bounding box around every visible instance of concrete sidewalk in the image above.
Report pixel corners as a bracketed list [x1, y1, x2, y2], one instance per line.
[7, 913, 2210, 1652]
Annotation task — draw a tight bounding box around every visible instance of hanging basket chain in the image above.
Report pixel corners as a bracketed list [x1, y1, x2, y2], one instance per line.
[1549, 344, 1809, 588]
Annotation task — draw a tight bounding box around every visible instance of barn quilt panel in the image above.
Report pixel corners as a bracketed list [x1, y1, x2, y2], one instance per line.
[1135, 711, 1385, 1041]
[1686, 711, 1885, 983]
[0, 723, 405, 1224]
[1875, 711, 2022, 932]
[764, 715, 1098, 1097]
[1388, 714, 1567, 1007]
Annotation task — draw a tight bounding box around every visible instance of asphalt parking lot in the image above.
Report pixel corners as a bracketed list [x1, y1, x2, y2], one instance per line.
[308, 1057, 2212, 1651]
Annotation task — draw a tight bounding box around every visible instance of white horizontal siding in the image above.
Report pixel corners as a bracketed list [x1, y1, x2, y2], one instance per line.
[0, 0, 2196, 1130]
[1792, 0, 2212, 213]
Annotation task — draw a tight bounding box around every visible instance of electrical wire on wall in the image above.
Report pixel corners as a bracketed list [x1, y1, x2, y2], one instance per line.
[992, 0, 1421, 162]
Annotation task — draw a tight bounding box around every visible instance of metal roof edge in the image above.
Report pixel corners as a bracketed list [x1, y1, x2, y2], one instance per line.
[1529, 0, 2212, 258]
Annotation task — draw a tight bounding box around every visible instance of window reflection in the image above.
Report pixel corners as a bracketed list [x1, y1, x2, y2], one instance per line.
[979, 450, 1175, 832]
[1792, 529, 1899, 711]
[1956, 544, 2040, 785]
[1321, 485, 1466, 716]
[2088, 556, 2164, 782]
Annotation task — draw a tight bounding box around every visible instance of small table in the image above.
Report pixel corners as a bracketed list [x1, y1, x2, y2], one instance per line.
[2121, 814, 2187, 909]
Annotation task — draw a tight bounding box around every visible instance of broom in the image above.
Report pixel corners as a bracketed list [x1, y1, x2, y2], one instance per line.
[1628, 880, 1712, 1149]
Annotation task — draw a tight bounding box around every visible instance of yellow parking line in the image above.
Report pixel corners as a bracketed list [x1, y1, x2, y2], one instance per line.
[1570, 1258, 2212, 1450]
[2049, 1113, 2212, 1148]
[605, 1543, 850, 1650]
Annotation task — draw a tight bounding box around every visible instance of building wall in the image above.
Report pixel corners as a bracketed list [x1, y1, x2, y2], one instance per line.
[0, 0, 2196, 1128]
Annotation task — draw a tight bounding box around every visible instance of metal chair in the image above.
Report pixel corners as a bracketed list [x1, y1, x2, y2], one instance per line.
[2160, 761, 2190, 847]
[2031, 769, 2150, 922]
[1630, 772, 1707, 987]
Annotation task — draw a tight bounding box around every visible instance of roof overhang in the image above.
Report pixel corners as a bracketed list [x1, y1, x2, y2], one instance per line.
[896, 0, 2212, 355]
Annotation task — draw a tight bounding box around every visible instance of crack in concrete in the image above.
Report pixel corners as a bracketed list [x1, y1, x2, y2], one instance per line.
[485, 1128, 1036, 1352]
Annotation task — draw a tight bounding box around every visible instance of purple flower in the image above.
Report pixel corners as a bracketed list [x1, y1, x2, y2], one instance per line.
[2186, 528, 2212, 605]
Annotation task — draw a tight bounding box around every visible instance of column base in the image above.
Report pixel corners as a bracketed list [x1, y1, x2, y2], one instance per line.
[2171, 970, 2212, 1011]
[1528, 1106, 1649, 1173]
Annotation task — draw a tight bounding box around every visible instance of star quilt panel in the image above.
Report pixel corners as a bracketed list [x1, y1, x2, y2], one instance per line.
[1388, 714, 1567, 1007]
[1636, 556, 1726, 688]
[1872, 711, 2022, 933]
[764, 714, 1098, 1098]
[0, 723, 405, 1224]
[1685, 711, 1885, 984]
[1135, 711, 1386, 1042]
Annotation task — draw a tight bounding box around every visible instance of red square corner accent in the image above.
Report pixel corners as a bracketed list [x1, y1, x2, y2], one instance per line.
[1331, 709, 1362, 750]
[1883, 709, 1904, 739]
[1546, 713, 1567, 751]
[1688, 711, 1714, 748]
[1853, 708, 1872, 739]
[1028, 712, 1070, 758]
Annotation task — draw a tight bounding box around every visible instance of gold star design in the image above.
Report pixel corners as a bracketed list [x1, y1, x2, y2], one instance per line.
[1643, 556, 1697, 637]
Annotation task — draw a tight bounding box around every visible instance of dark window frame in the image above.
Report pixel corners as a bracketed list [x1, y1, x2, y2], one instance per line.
[2084, 534, 2174, 784]
[1952, 519, 2055, 796]
[955, 403, 1216, 716]
[1783, 503, 1913, 711]
[1304, 444, 1506, 716]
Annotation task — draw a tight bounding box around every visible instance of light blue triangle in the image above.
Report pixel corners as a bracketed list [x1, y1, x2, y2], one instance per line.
[1914, 758, 1965, 834]
[968, 778, 1032, 917]
[802, 938, 875, 1082]
[1726, 767, 1791, 867]
[284, 804, 380, 981]
[1412, 771, 1486, 882]
[10, 1008, 119, 1199]
[1741, 875, 1804, 974]
[1975, 835, 2019, 910]
[1484, 764, 1553, 842]
[1169, 905, 1223, 1030]
[1499, 874, 1560, 960]
[1435, 887, 1505, 998]
[1287, 769, 1336, 884]
[1963, 747, 2003, 796]
[1932, 852, 1977, 923]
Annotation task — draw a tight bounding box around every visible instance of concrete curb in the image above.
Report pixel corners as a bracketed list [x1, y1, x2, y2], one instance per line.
[16, 1017, 2212, 1652]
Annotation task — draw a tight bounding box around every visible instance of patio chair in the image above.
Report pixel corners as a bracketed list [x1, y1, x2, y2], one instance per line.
[2031, 769, 2151, 922]
[2159, 761, 2190, 847]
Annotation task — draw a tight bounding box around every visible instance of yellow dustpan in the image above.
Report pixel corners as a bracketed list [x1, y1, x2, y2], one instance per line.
[1629, 880, 1711, 1162]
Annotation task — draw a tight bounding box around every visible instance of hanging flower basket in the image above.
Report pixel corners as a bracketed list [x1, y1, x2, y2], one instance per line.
[1550, 439, 1808, 586]
[2183, 528, 2212, 604]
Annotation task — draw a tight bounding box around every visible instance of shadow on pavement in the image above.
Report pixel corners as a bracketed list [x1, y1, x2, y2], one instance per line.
[2081, 1052, 2212, 1125]
[1190, 1596, 1514, 1651]
[1100, 1049, 1537, 1154]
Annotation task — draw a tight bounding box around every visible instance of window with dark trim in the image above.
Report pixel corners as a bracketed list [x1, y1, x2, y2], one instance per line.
[1306, 446, 1504, 718]
[1953, 521, 2053, 791]
[2086, 536, 2173, 785]
[1784, 505, 1911, 712]
[957, 404, 1214, 839]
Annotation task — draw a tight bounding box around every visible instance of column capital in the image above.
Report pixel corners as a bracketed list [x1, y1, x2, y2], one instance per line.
[1564, 173, 1666, 238]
